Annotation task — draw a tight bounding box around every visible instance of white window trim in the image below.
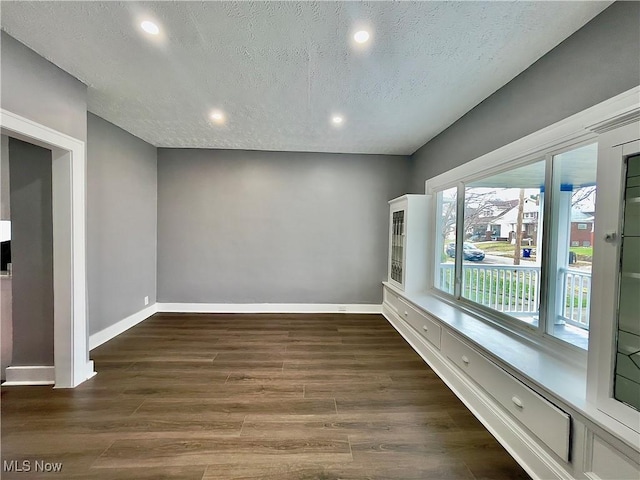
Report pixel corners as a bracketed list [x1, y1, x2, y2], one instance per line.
[424, 87, 640, 360]
[430, 140, 598, 354]
[425, 87, 640, 195]
[589, 130, 640, 433]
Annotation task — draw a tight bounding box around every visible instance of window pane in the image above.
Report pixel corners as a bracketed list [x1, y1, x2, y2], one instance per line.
[547, 143, 597, 349]
[462, 160, 546, 326]
[391, 210, 405, 284]
[434, 187, 457, 294]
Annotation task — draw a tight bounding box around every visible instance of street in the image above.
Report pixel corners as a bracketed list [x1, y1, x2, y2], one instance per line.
[476, 254, 537, 265]
[463, 253, 592, 272]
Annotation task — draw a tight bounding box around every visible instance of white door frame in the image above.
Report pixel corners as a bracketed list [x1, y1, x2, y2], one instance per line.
[1, 108, 93, 388]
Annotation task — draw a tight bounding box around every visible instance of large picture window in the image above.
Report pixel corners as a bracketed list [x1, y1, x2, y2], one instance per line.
[431, 143, 597, 350]
[434, 187, 457, 294]
[461, 160, 545, 327]
[546, 143, 597, 349]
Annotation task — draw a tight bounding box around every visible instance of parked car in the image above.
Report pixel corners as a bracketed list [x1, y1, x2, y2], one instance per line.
[446, 242, 486, 261]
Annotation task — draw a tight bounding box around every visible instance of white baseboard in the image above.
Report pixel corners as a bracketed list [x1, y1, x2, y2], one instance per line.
[82, 360, 97, 382]
[3, 366, 55, 386]
[89, 304, 158, 350]
[88, 303, 381, 351]
[382, 304, 572, 480]
[156, 303, 382, 314]
[2, 362, 96, 388]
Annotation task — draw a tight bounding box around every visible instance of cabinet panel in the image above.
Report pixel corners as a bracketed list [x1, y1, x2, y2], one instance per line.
[442, 331, 571, 461]
[618, 275, 640, 336]
[383, 288, 402, 315]
[589, 435, 640, 480]
[398, 298, 442, 349]
[390, 209, 405, 286]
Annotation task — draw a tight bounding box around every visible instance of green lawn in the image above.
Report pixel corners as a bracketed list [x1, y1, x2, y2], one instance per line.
[473, 241, 534, 257]
[570, 246, 593, 259]
[470, 241, 592, 261]
[470, 241, 515, 253]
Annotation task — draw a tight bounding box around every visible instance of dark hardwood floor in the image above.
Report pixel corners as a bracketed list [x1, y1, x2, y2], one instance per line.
[1, 313, 530, 479]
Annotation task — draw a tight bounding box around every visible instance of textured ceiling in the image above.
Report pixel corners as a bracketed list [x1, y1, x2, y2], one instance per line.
[0, 1, 611, 155]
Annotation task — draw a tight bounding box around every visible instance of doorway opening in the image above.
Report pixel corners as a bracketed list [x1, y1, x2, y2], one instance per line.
[1, 109, 93, 388]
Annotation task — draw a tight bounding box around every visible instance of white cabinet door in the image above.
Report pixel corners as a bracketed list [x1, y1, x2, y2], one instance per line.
[387, 195, 428, 292]
[589, 120, 640, 432]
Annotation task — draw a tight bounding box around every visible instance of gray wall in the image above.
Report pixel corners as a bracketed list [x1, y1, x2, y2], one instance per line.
[87, 113, 157, 335]
[1, 31, 87, 141]
[1, 135, 9, 220]
[9, 138, 54, 366]
[158, 149, 409, 304]
[411, 1, 640, 191]
[0, 32, 88, 365]
[1, 135, 11, 378]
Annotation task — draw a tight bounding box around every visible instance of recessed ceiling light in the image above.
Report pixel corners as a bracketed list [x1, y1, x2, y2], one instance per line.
[354, 30, 370, 44]
[210, 110, 225, 124]
[332, 115, 344, 125]
[141, 20, 160, 35]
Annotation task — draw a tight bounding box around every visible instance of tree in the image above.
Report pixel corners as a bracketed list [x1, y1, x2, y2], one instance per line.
[571, 185, 596, 209]
[440, 194, 457, 243]
[513, 188, 525, 265]
[439, 190, 503, 243]
[462, 189, 503, 237]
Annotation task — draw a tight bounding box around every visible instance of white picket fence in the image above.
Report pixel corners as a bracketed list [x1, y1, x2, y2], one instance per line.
[559, 267, 591, 329]
[438, 264, 591, 329]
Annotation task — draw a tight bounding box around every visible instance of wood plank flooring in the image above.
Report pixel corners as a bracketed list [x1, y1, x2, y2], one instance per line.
[1, 313, 530, 479]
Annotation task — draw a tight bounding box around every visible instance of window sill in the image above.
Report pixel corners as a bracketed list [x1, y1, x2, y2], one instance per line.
[383, 282, 587, 409]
